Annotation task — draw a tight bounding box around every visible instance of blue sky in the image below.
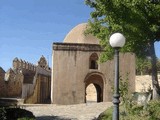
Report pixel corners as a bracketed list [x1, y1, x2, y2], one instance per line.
[0, 0, 92, 71]
[0, 0, 160, 71]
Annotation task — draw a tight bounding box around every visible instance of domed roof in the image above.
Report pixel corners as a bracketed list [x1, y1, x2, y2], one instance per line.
[63, 23, 99, 44]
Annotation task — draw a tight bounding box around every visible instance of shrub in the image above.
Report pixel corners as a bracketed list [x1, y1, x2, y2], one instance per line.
[0, 107, 35, 120]
[104, 74, 160, 120]
[146, 100, 160, 120]
[97, 107, 113, 120]
[97, 100, 160, 120]
[0, 107, 7, 120]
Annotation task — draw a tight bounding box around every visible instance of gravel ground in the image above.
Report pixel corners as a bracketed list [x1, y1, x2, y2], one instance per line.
[23, 102, 112, 120]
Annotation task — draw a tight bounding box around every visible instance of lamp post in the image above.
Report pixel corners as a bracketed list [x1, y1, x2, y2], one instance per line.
[109, 33, 126, 120]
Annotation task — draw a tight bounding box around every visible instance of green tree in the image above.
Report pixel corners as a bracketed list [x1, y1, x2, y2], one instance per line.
[157, 58, 160, 72]
[136, 57, 151, 75]
[85, 0, 160, 99]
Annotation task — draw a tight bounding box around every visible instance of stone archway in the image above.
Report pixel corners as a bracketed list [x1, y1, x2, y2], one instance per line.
[84, 73, 104, 103]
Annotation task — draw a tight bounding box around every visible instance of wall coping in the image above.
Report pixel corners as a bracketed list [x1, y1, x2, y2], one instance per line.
[53, 42, 104, 51]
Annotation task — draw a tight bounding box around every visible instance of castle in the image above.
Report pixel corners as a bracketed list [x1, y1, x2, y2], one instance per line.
[0, 56, 51, 104]
[0, 23, 136, 105]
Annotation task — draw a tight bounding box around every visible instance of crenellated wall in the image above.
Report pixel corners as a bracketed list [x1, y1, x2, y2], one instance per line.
[0, 56, 51, 104]
[0, 67, 6, 97]
[13, 58, 36, 71]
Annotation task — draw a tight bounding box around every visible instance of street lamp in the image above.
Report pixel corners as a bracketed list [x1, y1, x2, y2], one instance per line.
[109, 33, 126, 120]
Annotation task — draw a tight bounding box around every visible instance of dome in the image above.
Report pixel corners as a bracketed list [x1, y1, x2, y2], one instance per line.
[63, 23, 99, 44]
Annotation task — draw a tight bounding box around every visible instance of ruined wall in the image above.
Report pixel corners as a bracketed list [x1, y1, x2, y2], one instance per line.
[0, 58, 37, 98]
[20, 57, 51, 104]
[0, 56, 51, 104]
[6, 72, 23, 97]
[52, 43, 135, 105]
[0, 67, 6, 97]
[25, 73, 51, 104]
[0, 68, 23, 97]
[24, 75, 39, 103]
[37, 75, 51, 103]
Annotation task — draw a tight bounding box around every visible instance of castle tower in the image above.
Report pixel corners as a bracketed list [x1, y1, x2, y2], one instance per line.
[38, 55, 48, 68]
[13, 57, 19, 70]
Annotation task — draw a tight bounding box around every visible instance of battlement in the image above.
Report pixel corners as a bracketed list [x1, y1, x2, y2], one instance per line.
[13, 58, 36, 71]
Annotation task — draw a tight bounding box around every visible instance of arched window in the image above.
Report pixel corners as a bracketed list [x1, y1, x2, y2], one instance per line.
[89, 53, 98, 69]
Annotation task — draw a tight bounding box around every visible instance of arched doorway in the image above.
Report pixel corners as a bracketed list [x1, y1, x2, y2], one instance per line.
[86, 83, 97, 103]
[84, 73, 104, 103]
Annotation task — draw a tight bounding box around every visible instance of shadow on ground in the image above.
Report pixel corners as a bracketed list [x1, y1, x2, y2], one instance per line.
[36, 116, 78, 120]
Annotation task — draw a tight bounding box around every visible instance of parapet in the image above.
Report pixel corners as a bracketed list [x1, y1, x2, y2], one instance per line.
[13, 58, 36, 72]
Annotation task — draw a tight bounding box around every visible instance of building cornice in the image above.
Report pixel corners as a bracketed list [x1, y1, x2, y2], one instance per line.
[53, 42, 104, 52]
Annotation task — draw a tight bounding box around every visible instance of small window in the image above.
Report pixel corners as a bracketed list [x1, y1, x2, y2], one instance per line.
[89, 53, 98, 69]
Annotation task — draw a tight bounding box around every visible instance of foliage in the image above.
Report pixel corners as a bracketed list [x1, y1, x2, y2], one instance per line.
[0, 107, 7, 120]
[119, 75, 129, 104]
[111, 74, 134, 114]
[98, 71, 160, 120]
[157, 58, 160, 72]
[119, 74, 134, 114]
[0, 107, 35, 120]
[146, 100, 160, 119]
[98, 100, 160, 120]
[85, 0, 160, 60]
[136, 57, 151, 75]
[97, 107, 113, 120]
[136, 57, 160, 75]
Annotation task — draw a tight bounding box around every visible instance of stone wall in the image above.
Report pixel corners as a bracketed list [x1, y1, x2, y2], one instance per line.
[6, 73, 23, 97]
[13, 58, 36, 71]
[0, 56, 51, 104]
[0, 68, 23, 97]
[0, 67, 6, 97]
[51, 43, 135, 105]
[24, 68, 51, 104]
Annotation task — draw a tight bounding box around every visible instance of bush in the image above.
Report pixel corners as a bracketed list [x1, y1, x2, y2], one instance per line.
[97, 107, 113, 120]
[97, 100, 160, 120]
[0, 107, 35, 120]
[0, 107, 7, 120]
[103, 74, 160, 120]
[146, 100, 160, 120]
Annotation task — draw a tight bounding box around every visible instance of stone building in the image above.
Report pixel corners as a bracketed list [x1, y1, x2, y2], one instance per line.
[0, 56, 51, 104]
[51, 23, 135, 105]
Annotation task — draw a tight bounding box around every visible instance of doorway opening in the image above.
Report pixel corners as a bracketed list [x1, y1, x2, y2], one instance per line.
[85, 73, 104, 103]
[86, 83, 97, 103]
